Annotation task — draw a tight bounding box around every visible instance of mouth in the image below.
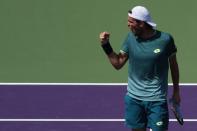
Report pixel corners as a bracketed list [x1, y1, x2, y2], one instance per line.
[128, 26, 133, 31]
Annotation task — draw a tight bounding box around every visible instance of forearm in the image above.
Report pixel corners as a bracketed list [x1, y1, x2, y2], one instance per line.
[169, 55, 181, 103]
[101, 42, 127, 70]
[107, 52, 125, 70]
[170, 59, 180, 92]
[171, 65, 180, 103]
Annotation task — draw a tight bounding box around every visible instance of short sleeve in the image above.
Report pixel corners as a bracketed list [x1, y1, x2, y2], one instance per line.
[120, 33, 130, 54]
[166, 35, 177, 57]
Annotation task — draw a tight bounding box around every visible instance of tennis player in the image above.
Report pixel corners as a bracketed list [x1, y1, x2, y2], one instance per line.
[99, 6, 181, 131]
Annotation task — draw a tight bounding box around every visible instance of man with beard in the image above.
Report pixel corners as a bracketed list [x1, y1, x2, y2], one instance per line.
[99, 6, 181, 131]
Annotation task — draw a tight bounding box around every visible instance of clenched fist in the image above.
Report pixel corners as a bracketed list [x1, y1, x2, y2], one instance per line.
[99, 32, 110, 45]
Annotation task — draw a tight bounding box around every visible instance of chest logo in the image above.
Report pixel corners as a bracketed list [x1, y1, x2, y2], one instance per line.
[154, 49, 161, 53]
[156, 121, 163, 126]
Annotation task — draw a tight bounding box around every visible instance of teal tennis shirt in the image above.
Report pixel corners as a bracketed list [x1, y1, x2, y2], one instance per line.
[121, 31, 177, 101]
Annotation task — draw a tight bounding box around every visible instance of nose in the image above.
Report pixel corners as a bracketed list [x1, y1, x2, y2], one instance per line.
[128, 22, 131, 27]
[128, 21, 131, 25]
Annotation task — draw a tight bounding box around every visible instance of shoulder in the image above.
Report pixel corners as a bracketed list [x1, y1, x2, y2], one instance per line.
[159, 31, 177, 56]
[123, 32, 135, 44]
[127, 32, 135, 39]
[159, 31, 174, 42]
[156, 31, 175, 46]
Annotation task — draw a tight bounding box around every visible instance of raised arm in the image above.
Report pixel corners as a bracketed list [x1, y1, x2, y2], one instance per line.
[99, 32, 128, 70]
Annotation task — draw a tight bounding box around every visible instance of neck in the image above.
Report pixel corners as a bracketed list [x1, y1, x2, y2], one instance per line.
[139, 28, 156, 40]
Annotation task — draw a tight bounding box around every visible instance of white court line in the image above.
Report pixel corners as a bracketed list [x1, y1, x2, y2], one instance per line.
[0, 83, 196, 86]
[0, 119, 196, 122]
[0, 83, 127, 86]
[0, 83, 196, 124]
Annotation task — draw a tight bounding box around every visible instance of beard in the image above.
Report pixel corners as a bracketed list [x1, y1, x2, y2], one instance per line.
[131, 28, 142, 37]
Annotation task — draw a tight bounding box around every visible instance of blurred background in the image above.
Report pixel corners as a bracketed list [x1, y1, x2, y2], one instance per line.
[0, 0, 196, 82]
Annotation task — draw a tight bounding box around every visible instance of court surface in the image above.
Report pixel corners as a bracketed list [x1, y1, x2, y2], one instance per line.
[0, 83, 196, 131]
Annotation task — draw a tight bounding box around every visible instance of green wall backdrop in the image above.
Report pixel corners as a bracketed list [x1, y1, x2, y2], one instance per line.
[0, 0, 196, 82]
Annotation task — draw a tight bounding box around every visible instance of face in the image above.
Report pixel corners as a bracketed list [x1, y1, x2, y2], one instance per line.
[127, 16, 143, 36]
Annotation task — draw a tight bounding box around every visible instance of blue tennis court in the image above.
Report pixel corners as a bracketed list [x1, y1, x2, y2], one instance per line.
[0, 83, 196, 131]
